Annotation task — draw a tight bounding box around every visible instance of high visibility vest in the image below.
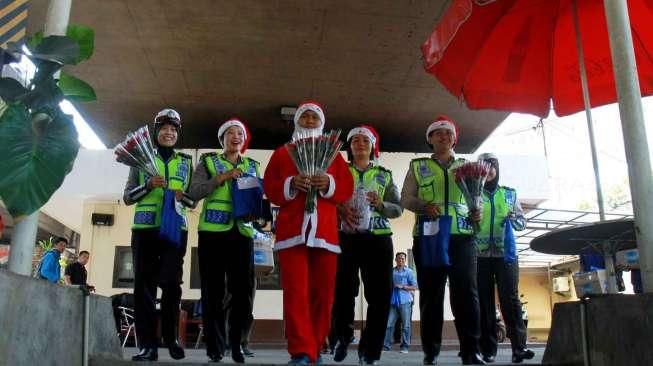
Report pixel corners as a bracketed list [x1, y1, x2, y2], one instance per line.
[197, 153, 260, 238]
[411, 157, 473, 236]
[132, 152, 192, 230]
[476, 186, 517, 252]
[348, 164, 393, 235]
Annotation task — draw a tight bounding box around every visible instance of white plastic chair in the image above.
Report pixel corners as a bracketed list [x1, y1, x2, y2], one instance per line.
[118, 306, 138, 348]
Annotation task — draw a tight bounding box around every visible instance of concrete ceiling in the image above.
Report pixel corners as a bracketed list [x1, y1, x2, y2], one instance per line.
[27, 0, 508, 152]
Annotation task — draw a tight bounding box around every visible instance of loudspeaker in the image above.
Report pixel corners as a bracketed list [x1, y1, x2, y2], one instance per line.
[92, 213, 114, 226]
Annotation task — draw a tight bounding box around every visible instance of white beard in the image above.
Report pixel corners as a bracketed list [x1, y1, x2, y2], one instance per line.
[292, 126, 323, 141]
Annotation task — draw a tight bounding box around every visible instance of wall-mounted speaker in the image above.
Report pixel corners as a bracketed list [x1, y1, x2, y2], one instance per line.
[92, 213, 114, 226]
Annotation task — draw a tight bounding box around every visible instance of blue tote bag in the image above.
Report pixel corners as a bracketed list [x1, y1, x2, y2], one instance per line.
[417, 215, 452, 268]
[159, 189, 185, 248]
[503, 221, 517, 263]
[232, 174, 264, 219]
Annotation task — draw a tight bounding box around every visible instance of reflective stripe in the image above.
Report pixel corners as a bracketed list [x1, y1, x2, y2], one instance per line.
[198, 153, 260, 238]
[411, 158, 472, 236]
[132, 153, 192, 230]
[348, 164, 393, 235]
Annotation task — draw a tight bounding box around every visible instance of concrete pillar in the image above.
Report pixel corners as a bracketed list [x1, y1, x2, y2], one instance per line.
[8, 213, 39, 276]
[7, 0, 73, 276]
[603, 0, 653, 292]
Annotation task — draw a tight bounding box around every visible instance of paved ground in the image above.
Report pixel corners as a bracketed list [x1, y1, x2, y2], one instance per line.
[115, 346, 544, 365]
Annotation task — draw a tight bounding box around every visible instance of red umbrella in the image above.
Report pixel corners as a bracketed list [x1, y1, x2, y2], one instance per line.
[421, 0, 653, 118]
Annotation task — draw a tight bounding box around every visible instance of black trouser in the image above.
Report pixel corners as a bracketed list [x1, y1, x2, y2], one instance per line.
[412, 234, 481, 358]
[225, 277, 256, 349]
[131, 229, 188, 349]
[477, 257, 527, 356]
[198, 228, 255, 357]
[332, 232, 394, 361]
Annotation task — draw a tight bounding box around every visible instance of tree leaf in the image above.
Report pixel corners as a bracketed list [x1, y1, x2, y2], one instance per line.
[59, 72, 96, 102]
[30, 35, 80, 65]
[66, 25, 94, 63]
[0, 104, 80, 218]
[0, 78, 28, 102]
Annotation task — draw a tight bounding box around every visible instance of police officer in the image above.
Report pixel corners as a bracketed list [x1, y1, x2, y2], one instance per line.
[475, 153, 534, 364]
[400, 116, 484, 365]
[333, 125, 402, 365]
[123, 108, 195, 362]
[189, 118, 260, 363]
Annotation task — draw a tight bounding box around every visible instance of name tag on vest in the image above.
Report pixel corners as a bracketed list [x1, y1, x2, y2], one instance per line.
[211, 156, 227, 174]
[134, 212, 156, 225]
[205, 209, 231, 225]
[418, 161, 434, 178]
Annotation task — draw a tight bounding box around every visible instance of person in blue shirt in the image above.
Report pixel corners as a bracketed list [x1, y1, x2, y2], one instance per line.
[39, 237, 67, 283]
[383, 252, 417, 353]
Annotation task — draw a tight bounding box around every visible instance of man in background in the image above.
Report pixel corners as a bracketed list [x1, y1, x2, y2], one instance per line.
[38, 237, 67, 283]
[64, 250, 95, 291]
[383, 252, 416, 353]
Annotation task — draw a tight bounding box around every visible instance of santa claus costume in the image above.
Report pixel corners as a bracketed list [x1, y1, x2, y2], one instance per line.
[263, 101, 354, 365]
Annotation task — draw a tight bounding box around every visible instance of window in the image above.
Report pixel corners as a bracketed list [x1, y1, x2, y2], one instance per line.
[112, 246, 134, 288]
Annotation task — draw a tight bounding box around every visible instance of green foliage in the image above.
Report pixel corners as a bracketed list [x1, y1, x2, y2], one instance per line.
[0, 26, 96, 219]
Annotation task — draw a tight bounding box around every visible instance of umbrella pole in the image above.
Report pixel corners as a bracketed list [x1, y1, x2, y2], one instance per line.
[573, 0, 616, 299]
[603, 0, 653, 294]
[572, 0, 607, 222]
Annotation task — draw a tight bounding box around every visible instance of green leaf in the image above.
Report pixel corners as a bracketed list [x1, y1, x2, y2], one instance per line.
[30, 36, 80, 65]
[59, 72, 96, 102]
[66, 25, 94, 63]
[0, 78, 28, 102]
[0, 104, 80, 218]
[26, 31, 44, 50]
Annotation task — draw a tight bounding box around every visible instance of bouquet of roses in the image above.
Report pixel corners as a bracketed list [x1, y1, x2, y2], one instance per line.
[286, 130, 343, 213]
[114, 126, 160, 177]
[453, 160, 491, 232]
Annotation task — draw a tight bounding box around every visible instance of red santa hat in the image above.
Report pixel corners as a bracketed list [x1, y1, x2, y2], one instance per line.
[294, 100, 325, 128]
[347, 125, 380, 159]
[426, 115, 458, 145]
[218, 117, 250, 153]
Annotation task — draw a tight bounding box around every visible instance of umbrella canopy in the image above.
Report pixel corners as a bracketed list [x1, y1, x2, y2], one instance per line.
[421, 0, 653, 117]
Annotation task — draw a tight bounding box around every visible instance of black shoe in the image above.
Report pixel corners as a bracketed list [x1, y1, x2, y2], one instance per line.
[423, 354, 437, 365]
[334, 342, 348, 362]
[512, 348, 535, 363]
[242, 346, 255, 357]
[231, 348, 245, 363]
[132, 348, 158, 361]
[462, 353, 486, 365]
[166, 340, 185, 360]
[208, 352, 223, 362]
[482, 354, 495, 363]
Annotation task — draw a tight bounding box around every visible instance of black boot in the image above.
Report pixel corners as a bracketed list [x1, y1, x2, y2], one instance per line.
[482, 354, 495, 363]
[512, 348, 535, 363]
[231, 346, 245, 363]
[166, 340, 185, 360]
[132, 348, 158, 361]
[462, 353, 486, 365]
[208, 352, 223, 362]
[334, 341, 348, 362]
[423, 354, 437, 365]
[242, 345, 255, 357]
